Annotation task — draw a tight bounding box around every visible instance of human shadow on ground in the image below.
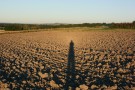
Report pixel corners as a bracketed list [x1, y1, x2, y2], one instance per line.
[65, 40, 76, 90]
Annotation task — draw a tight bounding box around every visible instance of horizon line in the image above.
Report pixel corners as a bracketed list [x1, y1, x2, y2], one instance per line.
[0, 21, 134, 25]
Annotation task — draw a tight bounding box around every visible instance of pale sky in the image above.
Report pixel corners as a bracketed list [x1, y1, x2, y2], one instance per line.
[0, 0, 135, 24]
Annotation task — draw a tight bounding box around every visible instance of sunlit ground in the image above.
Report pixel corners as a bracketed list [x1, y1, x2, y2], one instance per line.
[0, 29, 135, 89]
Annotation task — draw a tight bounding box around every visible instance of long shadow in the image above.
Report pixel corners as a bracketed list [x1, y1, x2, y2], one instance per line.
[65, 40, 76, 90]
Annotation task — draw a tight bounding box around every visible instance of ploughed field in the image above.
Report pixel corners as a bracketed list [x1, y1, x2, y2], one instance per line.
[0, 30, 135, 89]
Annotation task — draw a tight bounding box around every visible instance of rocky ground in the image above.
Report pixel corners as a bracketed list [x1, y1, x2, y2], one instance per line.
[0, 30, 135, 90]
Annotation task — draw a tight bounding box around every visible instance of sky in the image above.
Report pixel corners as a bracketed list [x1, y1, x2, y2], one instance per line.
[0, 0, 135, 24]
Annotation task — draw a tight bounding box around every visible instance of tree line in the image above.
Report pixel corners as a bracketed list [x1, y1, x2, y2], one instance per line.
[0, 21, 135, 31]
[110, 21, 135, 29]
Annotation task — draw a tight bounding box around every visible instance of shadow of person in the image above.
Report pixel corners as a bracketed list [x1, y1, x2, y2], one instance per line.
[65, 40, 76, 90]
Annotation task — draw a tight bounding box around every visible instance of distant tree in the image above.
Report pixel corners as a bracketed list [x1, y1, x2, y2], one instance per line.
[133, 21, 135, 24]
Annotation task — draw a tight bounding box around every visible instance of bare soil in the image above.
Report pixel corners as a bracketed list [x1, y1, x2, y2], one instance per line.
[0, 29, 135, 89]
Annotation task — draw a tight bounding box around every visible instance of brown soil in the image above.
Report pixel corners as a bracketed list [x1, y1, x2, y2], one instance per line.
[0, 30, 135, 89]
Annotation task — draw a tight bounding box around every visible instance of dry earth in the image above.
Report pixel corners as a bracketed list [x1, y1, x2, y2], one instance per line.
[0, 30, 5, 33]
[0, 29, 135, 89]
